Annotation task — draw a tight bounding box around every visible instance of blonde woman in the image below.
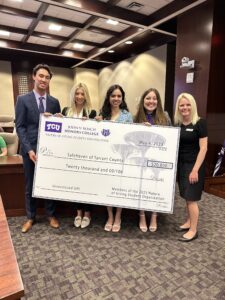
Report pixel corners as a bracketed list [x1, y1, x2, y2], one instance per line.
[62, 83, 96, 228]
[134, 88, 171, 232]
[62, 82, 96, 119]
[174, 93, 208, 242]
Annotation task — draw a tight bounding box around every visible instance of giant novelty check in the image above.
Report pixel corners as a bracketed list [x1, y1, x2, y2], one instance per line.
[33, 115, 180, 213]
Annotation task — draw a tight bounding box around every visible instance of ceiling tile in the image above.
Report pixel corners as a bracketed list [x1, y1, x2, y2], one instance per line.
[92, 18, 129, 33]
[35, 21, 75, 37]
[0, 32, 24, 41]
[77, 30, 113, 43]
[64, 42, 95, 52]
[0, 12, 32, 28]
[45, 5, 91, 23]
[1, 0, 41, 12]
[117, 0, 174, 16]
[28, 36, 62, 47]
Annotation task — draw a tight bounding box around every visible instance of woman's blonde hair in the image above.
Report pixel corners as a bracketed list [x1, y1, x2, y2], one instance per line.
[66, 82, 92, 117]
[174, 93, 200, 125]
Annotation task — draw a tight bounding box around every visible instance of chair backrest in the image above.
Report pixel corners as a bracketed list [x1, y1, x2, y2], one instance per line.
[0, 115, 15, 130]
[0, 132, 19, 156]
[0, 115, 16, 133]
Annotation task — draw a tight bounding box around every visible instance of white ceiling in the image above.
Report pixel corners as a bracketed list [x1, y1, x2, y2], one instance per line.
[0, 11, 32, 28]
[0, 0, 41, 12]
[45, 5, 91, 23]
[0, 0, 206, 68]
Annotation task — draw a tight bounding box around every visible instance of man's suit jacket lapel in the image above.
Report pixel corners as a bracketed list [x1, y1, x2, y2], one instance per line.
[29, 91, 40, 120]
[46, 95, 52, 112]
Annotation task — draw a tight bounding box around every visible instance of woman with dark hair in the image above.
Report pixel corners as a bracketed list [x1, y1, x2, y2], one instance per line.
[134, 88, 171, 232]
[62, 82, 96, 229]
[100, 84, 133, 122]
[100, 84, 133, 232]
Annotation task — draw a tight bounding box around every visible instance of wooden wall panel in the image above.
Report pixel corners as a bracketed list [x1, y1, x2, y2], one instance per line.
[174, 0, 214, 119]
[206, 0, 225, 176]
[164, 42, 176, 121]
[173, 0, 225, 177]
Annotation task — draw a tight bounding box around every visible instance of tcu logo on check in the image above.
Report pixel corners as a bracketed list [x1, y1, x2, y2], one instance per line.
[101, 129, 110, 137]
[45, 121, 62, 133]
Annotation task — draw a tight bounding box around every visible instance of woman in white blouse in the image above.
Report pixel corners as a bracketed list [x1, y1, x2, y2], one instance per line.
[62, 83, 96, 228]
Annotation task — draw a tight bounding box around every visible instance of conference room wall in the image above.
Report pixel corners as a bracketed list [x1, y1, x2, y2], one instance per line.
[0, 62, 102, 115]
[0, 44, 167, 117]
[0, 62, 75, 115]
[50, 66, 74, 110]
[55, 43, 167, 115]
[74, 67, 99, 112]
[73, 46, 167, 115]
[0, 60, 15, 116]
[98, 44, 167, 116]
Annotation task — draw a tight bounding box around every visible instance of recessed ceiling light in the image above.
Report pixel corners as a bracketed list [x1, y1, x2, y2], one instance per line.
[62, 50, 74, 57]
[10, 0, 23, 2]
[125, 40, 133, 45]
[73, 43, 84, 49]
[0, 30, 10, 37]
[108, 50, 115, 53]
[66, 0, 82, 8]
[49, 24, 62, 31]
[106, 19, 119, 26]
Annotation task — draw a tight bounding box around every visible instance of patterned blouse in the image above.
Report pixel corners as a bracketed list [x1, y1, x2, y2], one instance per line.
[115, 109, 133, 123]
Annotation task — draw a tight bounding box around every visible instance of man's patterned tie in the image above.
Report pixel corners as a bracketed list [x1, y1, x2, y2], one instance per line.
[39, 96, 45, 113]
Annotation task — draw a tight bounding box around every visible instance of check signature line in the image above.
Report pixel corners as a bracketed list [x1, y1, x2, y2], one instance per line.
[38, 188, 97, 196]
[107, 195, 166, 204]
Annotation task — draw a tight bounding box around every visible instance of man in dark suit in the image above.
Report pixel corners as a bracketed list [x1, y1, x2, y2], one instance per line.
[16, 64, 61, 233]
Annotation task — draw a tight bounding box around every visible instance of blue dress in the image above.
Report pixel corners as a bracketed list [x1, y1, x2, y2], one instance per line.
[115, 109, 133, 123]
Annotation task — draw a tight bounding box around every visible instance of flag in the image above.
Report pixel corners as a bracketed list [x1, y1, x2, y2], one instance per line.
[213, 140, 225, 176]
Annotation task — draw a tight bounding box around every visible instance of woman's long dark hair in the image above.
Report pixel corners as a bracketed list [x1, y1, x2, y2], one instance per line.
[134, 88, 168, 125]
[100, 84, 129, 120]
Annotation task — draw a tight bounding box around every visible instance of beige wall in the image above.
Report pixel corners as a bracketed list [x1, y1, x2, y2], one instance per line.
[98, 45, 167, 116]
[0, 62, 74, 115]
[51, 67, 74, 111]
[1, 45, 167, 117]
[0, 61, 14, 117]
[74, 67, 99, 112]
